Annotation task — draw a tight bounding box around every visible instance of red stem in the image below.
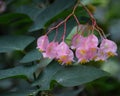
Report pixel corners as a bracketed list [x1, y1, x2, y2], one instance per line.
[54, 28, 58, 41]
[96, 25, 106, 38]
[62, 22, 66, 41]
[46, 1, 79, 35]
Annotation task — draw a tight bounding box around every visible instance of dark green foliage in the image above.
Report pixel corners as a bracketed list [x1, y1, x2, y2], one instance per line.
[0, 35, 35, 53]
[0, 0, 119, 96]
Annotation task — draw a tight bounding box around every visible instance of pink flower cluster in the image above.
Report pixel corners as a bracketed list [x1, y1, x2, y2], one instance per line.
[37, 33, 117, 65]
[71, 34, 117, 63]
[37, 35, 74, 65]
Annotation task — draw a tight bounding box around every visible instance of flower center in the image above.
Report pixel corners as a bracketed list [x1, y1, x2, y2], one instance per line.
[80, 50, 86, 55]
[107, 51, 115, 57]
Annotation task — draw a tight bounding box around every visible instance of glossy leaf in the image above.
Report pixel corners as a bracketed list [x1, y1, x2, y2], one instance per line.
[15, 5, 44, 22]
[0, 35, 35, 53]
[29, 0, 76, 32]
[81, 0, 108, 5]
[20, 49, 42, 63]
[54, 87, 83, 96]
[32, 62, 108, 90]
[45, 6, 89, 28]
[32, 61, 62, 90]
[1, 90, 36, 96]
[0, 64, 39, 80]
[0, 13, 30, 24]
[38, 58, 53, 68]
[53, 64, 108, 87]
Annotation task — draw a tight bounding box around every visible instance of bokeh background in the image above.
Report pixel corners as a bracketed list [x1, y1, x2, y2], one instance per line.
[0, 0, 120, 96]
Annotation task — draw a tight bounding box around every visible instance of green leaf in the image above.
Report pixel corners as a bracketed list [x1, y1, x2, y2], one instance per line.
[1, 90, 36, 96]
[45, 6, 89, 27]
[54, 87, 83, 96]
[0, 64, 39, 80]
[20, 49, 42, 63]
[65, 26, 79, 45]
[33, 58, 53, 79]
[101, 59, 120, 75]
[0, 35, 35, 53]
[32, 61, 108, 90]
[81, 0, 108, 5]
[38, 58, 53, 68]
[15, 5, 44, 22]
[29, 0, 76, 32]
[47, 7, 90, 42]
[6, 0, 14, 5]
[32, 61, 62, 90]
[0, 13, 31, 24]
[53, 64, 109, 87]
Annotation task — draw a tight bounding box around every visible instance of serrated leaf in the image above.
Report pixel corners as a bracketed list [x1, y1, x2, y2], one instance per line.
[29, 0, 76, 32]
[0, 64, 39, 80]
[53, 64, 108, 87]
[0, 35, 35, 53]
[32, 61, 62, 90]
[20, 49, 42, 63]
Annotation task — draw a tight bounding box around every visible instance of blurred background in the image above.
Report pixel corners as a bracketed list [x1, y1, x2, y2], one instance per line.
[0, 0, 120, 96]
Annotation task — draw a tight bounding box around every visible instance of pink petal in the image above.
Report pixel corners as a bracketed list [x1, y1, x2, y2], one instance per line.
[37, 35, 49, 52]
[100, 39, 117, 57]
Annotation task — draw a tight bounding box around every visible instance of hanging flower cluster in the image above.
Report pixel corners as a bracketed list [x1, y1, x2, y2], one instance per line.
[37, 1, 117, 65]
[72, 33, 117, 63]
[37, 36, 74, 65]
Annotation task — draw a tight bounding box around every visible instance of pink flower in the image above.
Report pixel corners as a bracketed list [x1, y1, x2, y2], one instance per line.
[87, 48, 97, 60]
[100, 39, 117, 57]
[56, 41, 74, 65]
[71, 34, 98, 49]
[43, 42, 58, 59]
[71, 34, 85, 49]
[85, 34, 98, 60]
[76, 47, 97, 63]
[86, 34, 98, 48]
[95, 39, 117, 61]
[95, 48, 108, 61]
[75, 34, 98, 62]
[37, 35, 49, 52]
[76, 46, 88, 63]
